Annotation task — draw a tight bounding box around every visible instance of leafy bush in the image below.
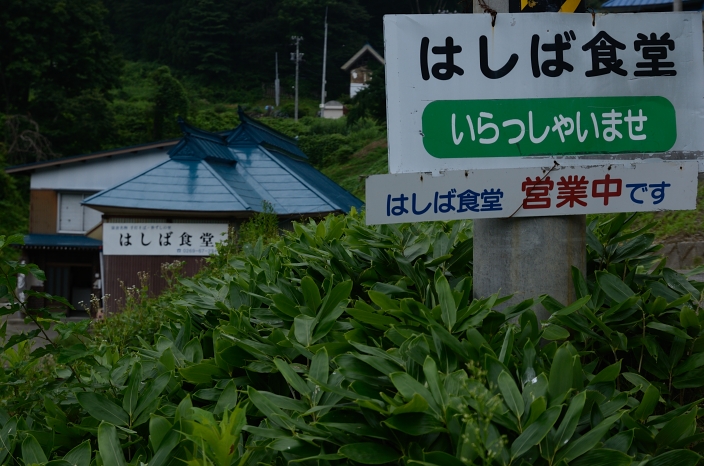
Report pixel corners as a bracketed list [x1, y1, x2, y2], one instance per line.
[237, 201, 280, 250]
[1, 213, 704, 466]
[298, 133, 349, 166]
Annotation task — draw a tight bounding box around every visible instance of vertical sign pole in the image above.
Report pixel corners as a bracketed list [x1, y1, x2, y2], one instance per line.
[275, 53, 280, 108]
[320, 7, 328, 118]
[470, 5, 586, 321]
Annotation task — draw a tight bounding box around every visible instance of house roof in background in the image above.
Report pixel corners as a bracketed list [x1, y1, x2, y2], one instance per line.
[226, 108, 307, 159]
[22, 234, 102, 250]
[83, 115, 363, 216]
[600, 0, 703, 8]
[5, 138, 180, 174]
[341, 44, 385, 71]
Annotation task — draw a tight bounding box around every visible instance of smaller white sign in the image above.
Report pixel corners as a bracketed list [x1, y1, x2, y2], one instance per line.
[103, 223, 229, 256]
[366, 162, 697, 225]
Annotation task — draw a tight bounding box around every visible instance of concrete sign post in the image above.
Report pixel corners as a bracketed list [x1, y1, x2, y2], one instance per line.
[373, 12, 704, 319]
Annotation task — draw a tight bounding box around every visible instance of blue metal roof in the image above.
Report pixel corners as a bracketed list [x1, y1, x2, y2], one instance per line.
[601, 0, 701, 8]
[227, 109, 308, 159]
[170, 119, 235, 162]
[83, 159, 250, 212]
[23, 234, 102, 249]
[83, 116, 363, 216]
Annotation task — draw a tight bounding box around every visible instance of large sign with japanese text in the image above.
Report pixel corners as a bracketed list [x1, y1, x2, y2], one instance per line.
[366, 162, 697, 224]
[103, 223, 229, 256]
[384, 13, 704, 173]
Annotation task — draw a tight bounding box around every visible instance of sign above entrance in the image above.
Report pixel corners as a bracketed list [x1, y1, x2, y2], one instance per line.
[366, 161, 697, 225]
[103, 223, 228, 256]
[384, 13, 704, 174]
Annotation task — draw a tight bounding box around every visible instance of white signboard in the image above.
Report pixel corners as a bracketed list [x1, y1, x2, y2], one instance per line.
[366, 162, 697, 225]
[103, 223, 229, 256]
[384, 13, 704, 174]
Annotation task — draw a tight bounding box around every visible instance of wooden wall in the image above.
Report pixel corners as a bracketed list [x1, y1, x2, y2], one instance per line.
[103, 255, 205, 313]
[29, 190, 57, 234]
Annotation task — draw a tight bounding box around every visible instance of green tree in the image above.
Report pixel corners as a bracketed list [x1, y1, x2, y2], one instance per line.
[346, 62, 386, 124]
[0, 0, 122, 156]
[169, 0, 233, 81]
[150, 66, 189, 139]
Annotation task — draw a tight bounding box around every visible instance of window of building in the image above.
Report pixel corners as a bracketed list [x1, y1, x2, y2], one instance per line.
[58, 192, 102, 233]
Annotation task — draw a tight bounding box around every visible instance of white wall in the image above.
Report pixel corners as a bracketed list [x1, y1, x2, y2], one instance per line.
[350, 83, 368, 98]
[30, 149, 169, 191]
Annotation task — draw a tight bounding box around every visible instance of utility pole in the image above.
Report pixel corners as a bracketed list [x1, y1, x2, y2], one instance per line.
[291, 36, 304, 121]
[275, 53, 280, 108]
[673, 0, 683, 11]
[320, 7, 329, 118]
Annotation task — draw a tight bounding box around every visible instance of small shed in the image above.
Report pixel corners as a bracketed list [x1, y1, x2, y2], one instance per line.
[341, 44, 385, 98]
[322, 101, 345, 119]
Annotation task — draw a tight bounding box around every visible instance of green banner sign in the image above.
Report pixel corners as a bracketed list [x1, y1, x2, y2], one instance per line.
[422, 97, 676, 159]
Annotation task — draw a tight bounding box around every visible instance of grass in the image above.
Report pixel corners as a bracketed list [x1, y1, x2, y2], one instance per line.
[321, 139, 388, 201]
[628, 177, 704, 243]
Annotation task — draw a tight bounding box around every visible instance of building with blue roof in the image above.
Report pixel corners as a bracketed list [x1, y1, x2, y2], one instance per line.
[7, 110, 363, 313]
[600, 0, 704, 11]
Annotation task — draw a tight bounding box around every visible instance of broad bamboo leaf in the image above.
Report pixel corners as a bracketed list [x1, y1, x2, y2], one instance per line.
[368, 290, 400, 310]
[310, 347, 329, 386]
[663, 269, 700, 299]
[21, 434, 48, 464]
[214, 380, 238, 416]
[549, 295, 592, 317]
[645, 449, 701, 466]
[647, 322, 692, 340]
[423, 451, 465, 466]
[148, 430, 179, 466]
[301, 276, 322, 312]
[180, 361, 227, 384]
[525, 396, 547, 428]
[76, 392, 129, 426]
[63, 441, 91, 466]
[569, 448, 632, 466]
[274, 358, 312, 399]
[602, 429, 635, 453]
[654, 407, 697, 449]
[510, 405, 562, 460]
[596, 272, 635, 302]
[552, 391, 586, 454]
[680, 306, 699, 329]
[549, 344, 573, 401]
[97, 422, 127, 466]
[122, 363, 141, 417]
[554, 413, 622, 464]
[319, 280, 352, 320]
[423, 356, 448, 410]
[589, 360, 621, 385]
[543, 324, 570, 340]
[271, 294, 300, 318]
[435, 270, 456, 330]
[149, 416, 173, 451]
[391, 393, 430, 414]
[383, 413, 446, 435]
[294, 314, 316, 346]
[498, 371, 524, 418]
[338, 443, 401, 464]
[389, 372, 441, 415]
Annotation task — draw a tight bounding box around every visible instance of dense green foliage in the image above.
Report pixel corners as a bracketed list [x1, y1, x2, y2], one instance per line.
[1, 0, 463, 161]
[0, 0, 122, 159]
[1, 213, 704, 465]
[103, 0, 465, 95]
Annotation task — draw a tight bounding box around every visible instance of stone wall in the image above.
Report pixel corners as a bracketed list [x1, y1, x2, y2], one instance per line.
[660, 242, 704, 270]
